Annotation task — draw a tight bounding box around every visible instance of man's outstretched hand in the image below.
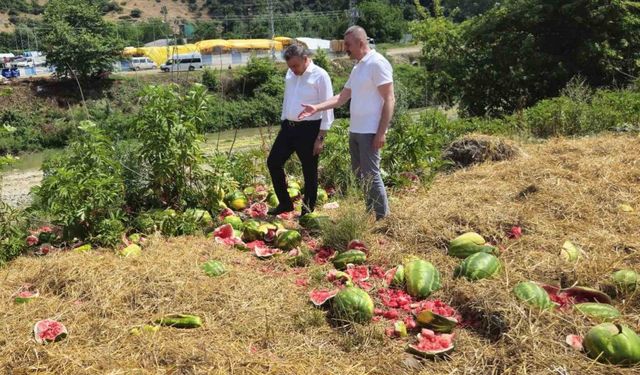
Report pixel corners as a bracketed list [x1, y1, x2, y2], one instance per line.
[297, 104, 318, 120]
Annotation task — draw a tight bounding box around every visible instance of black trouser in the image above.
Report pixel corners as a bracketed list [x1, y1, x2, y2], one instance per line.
[267, 119, 321, 213]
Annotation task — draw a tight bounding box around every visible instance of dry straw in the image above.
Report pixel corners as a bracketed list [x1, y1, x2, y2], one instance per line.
[1, 133, 639, 374]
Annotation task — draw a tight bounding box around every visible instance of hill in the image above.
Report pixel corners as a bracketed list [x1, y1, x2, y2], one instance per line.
[1, 133, 639, 373]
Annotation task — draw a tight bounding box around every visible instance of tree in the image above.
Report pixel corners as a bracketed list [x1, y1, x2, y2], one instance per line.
[357, 0, 407, 42]
[40, 0, 123, 80]
[413, 0, 640, 116]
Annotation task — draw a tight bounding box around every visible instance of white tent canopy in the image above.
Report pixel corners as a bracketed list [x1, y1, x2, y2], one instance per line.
[294, 38, 331, 51]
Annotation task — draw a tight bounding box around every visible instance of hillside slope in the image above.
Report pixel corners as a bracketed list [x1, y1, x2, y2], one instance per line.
[1, 133, 639, 374]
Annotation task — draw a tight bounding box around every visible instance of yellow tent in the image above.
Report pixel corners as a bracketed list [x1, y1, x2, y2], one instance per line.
[123, 39, 287, 64]
[227, 39, 283, 51]
[274, 36, 293, 46]
[122, 47, 140, 57]
[137, 44, 200, 65]
[195, 39, 232, 54]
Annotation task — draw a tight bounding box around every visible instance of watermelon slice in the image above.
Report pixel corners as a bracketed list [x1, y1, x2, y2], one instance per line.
[413, 299, 461, 333]
[566, 334, 584, 351]
[407, 328, 455, 359]
[309, 289, 339, 306]
[14, 285, 39, 304]
[33, 319, 68, 344]
[347, 239, 369, 254]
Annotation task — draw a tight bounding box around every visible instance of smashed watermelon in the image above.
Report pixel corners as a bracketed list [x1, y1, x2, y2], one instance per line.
[33, 319, 68, 344]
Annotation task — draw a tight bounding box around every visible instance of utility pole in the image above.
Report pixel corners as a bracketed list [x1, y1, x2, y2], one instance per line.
[268, 0, 275, 59]
[349, 0, 358, 26]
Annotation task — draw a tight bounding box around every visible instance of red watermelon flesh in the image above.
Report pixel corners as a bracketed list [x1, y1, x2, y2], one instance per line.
[309, 289, 339, 306]
[33, 319, 68, 344]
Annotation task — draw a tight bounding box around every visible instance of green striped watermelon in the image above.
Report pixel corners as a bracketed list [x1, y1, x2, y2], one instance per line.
[513, 281, 554, 309]
[612, 269, 638, 293]
[448, 232, 498, 259]
[574, 303, 621, 321]
[224, 191, 248, 211]
[584, 323, 640, 366]
[332, 250, 367, 270]
[384, 265, 405, 288]
[275, 230, 302, 250]
[155, 314, 203, 329]
[201, 260, 226, 277]
[404, 258, 441, 299]
[454, 252, 501, 281]
[332, 286, 374, 324]
[223, 215, 243, 230]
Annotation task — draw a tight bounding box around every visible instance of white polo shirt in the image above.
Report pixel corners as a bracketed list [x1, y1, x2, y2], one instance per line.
[281, 61, 334, 130]
[344, 50, 393, 134]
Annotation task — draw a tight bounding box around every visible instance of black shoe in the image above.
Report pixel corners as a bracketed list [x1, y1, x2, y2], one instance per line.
[268, 205, 294, 216]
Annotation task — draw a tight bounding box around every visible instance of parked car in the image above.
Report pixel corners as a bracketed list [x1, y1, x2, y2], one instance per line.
[130, 57, 157, 71]
[160, 53, 203, 72]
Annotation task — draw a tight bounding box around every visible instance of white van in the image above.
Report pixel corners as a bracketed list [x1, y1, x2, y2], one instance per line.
[130, 57, 156, 71]
[160, 53, 203, 72]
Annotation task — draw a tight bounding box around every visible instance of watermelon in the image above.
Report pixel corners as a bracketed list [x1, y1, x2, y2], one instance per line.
[404, 258, 441, 299]
[448, 232, 498, 259]
[14, 286, 39, 304]
[612, 269, 638, 293]
[332, 286, 375, 324]
[384, 265, 405, 288]
[275, 230, 302, 250]
[130, 325, 160, 336]
[299, 212, 330, 231]
[119, 244, 142, 258]
[309, 289, 339, 306]
[287, 187, 300, 200]
[184, 208, 213, 227]
[73, 244, 92, 253]
[33, 319, 68, 344]
[560, 240, 583, 262]
[584, 323, 640, 366]
[394, 321, 408, 338]
[574, 303, 621, 321]
[453, 252, 501, 281]
[242, 219, 262, 242]
[407, 328, 455, 359]
[414, 300, 461, 333]
[201, 260, 226, 277]
[332, 250, 367, 270]
[562, 286, 612, 305]
[566, 334, 584, 351]
[224, 191, 248, 211]
[223, 215, 243, 230]
[317, 188, 329, 204]
[286, 247, 312, 267]
[513, 281, 554, 309]
[155, 314, 203, 329]
[253, 243, 282, 259]
[266, 191, 279, 208]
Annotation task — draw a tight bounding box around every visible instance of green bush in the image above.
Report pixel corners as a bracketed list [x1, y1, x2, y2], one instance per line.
[202, 68, 220, 92]
[238, 57, 281, 97]
[34, 121, 125, 242]
[0, 202, 29, 265]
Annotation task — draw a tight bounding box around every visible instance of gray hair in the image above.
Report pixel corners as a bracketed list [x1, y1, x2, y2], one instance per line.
[344, 25, 368, 40]
[284, 44, 311, 61]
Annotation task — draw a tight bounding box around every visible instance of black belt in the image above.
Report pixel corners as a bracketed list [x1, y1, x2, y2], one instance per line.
[283, 119, 321, 126]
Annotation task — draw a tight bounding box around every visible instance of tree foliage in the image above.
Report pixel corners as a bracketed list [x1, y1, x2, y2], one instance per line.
[40, 0, 123, 79]
[413, 0, 640, 116]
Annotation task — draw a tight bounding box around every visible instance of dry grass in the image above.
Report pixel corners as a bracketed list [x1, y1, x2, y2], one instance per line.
[2, 133, 640, 374]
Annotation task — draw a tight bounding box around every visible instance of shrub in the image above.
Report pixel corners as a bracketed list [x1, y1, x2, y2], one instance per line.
[34, 121, 125, 242]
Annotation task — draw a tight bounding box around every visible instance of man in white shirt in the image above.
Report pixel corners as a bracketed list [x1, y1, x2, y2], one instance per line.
[298, 26, 394, 220]
[267, 44, 334, 216]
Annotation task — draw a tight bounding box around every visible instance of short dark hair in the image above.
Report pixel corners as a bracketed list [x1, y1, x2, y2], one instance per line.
[284, 44, 311, 61]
